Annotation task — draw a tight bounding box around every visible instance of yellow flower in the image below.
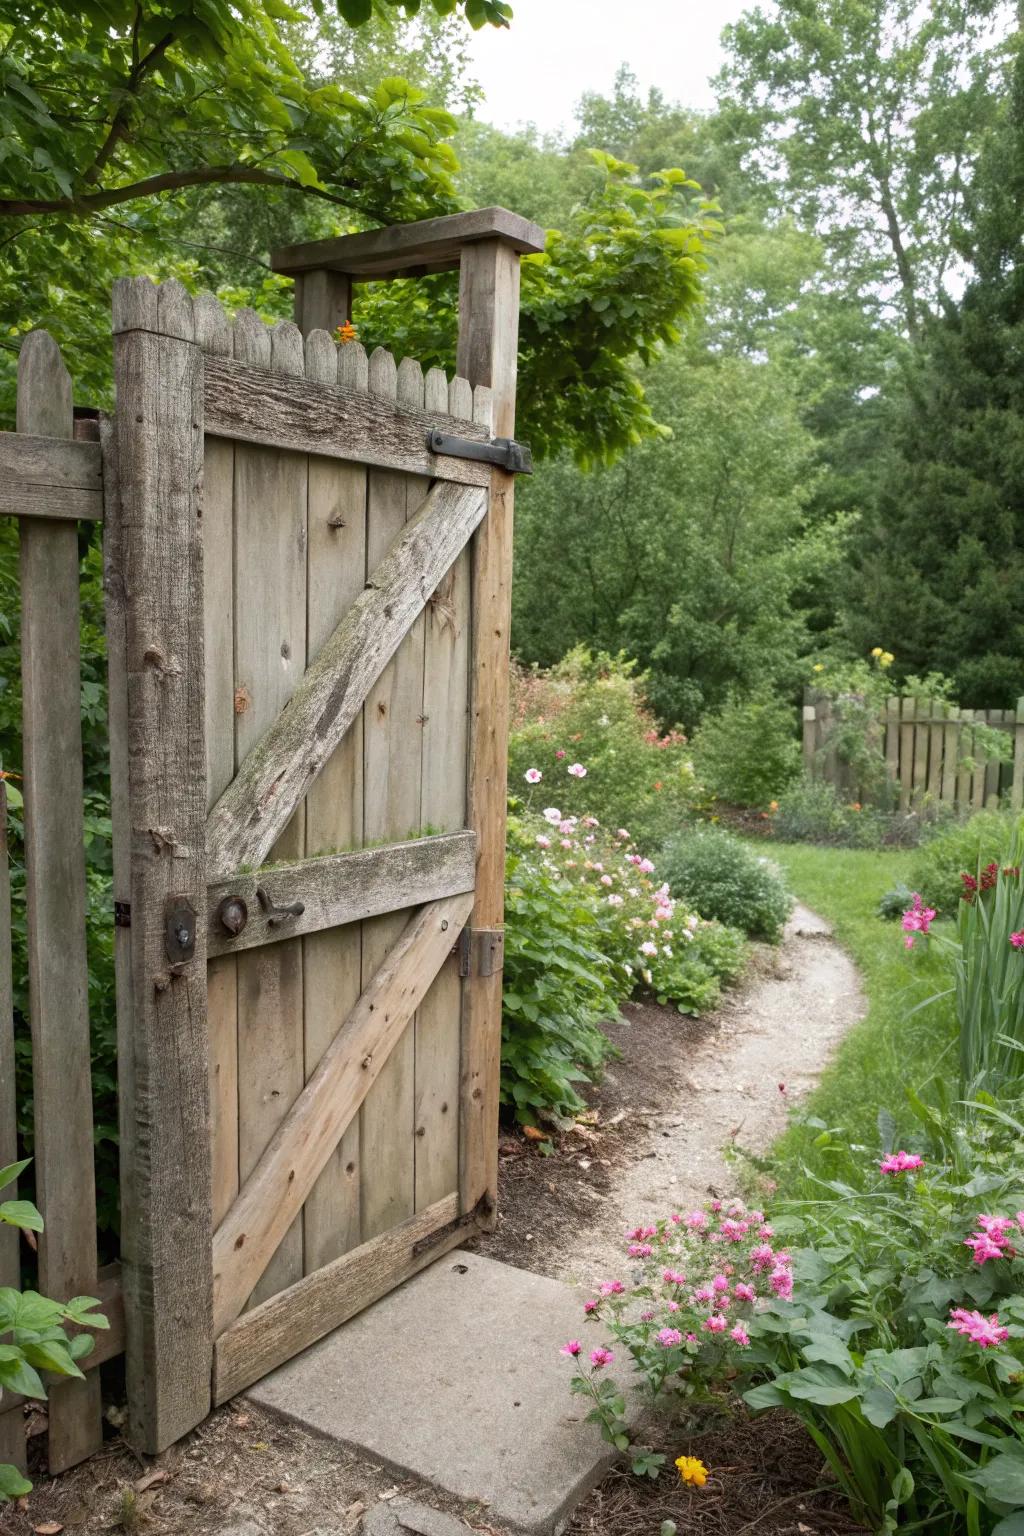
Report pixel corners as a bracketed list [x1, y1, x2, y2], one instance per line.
[871, 646, 883, 658]
[769, 800, 779, 812]
[812, 663, 825, 673]
[336, 320, 359, 344]
[880, 652, 895, 668]
[675, 1455, 709, 1488]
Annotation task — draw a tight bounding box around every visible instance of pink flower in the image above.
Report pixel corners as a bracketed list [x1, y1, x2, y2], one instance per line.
[978, 1214, 1015, 1240]
[769, 1267, 794, 1300]
[638, 858, 655, 874]
[559, 819, 575, 834]
[964, 1232, 1006, 1265]
[1011, 932, 1024, 949]
[583, 1299, 599, 1314]
[524, 768, 542, 784]
[560, 837, 572, 849]
[618, 829, 630, 840]
[542, 807, 562, 824]
[733, 1283, 755, 1302]
[657, 1327, 683, 1347]
[640, 1309, 655, 1322]
[640, 941, 658, 958]
[663, 1269, 687, 1285]
[628, 1243, 654, 1258]
[567, 763, 587, 778]
[685, 1332, 697, 1344]
[750, 1244, 774, 1273]
[692, 1285, 715, 1304]
[948, 1307, 1009, 1348]
[607, 893, 624, 906]
[880, 1151, 924, 1174]
[590, 1347, 614, 1369]
[598, 1280, 625, 1296]
[600, 874, 613, 886]
[582, 816, 600, 828]
[712, 1274, 729, 1293]
[560, 1340, 582, 1356]
[555, 749, 566, 760]
[704, 1313, 728, 1333]
[758, 1224, 774, 1239]
[536, 834, 551, 849]
[684, 1211, 707, 1231]
[666, 1300, 680, 1312]
[719, 1219, 749, 1242]
[730, 1323, 750, 1347]
[1017, 1212, 1024, 1231]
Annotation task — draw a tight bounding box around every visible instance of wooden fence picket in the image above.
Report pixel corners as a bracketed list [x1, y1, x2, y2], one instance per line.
[0, 784, 24, 1475]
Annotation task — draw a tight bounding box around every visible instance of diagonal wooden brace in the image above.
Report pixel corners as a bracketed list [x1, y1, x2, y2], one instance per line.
[205, 479, 487, 881]
[211, 890, 474, 1334]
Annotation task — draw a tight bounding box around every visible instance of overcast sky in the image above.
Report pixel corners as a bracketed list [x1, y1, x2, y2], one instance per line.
[464, 0, 753, 137]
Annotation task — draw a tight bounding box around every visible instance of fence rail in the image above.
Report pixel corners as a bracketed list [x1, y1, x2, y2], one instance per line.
[803, 689, 1024, 812]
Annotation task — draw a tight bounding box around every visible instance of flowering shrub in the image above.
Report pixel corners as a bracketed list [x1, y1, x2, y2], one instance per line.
[561, 1198, 789, 1476]
[908, 809, 1017, 916]
[743, 1141, 1024, 1535]
[508, 649, 700, 849]
[773, 775, 932, 849]
[659, 825, 792, 942]
[691, 692, 801, 808]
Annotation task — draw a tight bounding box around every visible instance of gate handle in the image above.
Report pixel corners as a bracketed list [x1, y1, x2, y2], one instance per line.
[256, 885, 305, 926]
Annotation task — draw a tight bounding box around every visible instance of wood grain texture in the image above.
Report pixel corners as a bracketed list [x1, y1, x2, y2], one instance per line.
[456, 239, 521, 1231]
[295, 270, 351, 336]
[110, 277, 213, 1453]
[302, 444, 367, 1273]
[203, 354, 490, 486]
[359, 362, 427, 1245]
[16, 331, 102, 1472]
[212, 892, 473, 1333]
[1014, 697, 1024, 812]
[232, 316, 307, 1312]
[0, 785, 24, 1473]
[271, 206, 545, 281]
[0, 433, 103, 521]
[207, 832, 476, 957]
[212, 1193, 462, 1404]
[205, 478, 487, 880]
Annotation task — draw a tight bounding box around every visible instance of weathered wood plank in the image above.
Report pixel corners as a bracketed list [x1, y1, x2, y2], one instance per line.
[898, 697, 914, 812]
[203, 355, 491, 486]
[0, 785, 24, 1473]
[1013, 697, 1024, 812]
[302, 439, 367, 1273]
[212, 1192, 462, 1405]
[0, 433, 103, 521]
[232, 317, 308, 1312]
[207, 832, 476, 956]
[16, 332, 102, 1472]
[359, 363, 426, 1246]
[271, 207, 545, 281]
[457, 238, 521, 1232]
[957, 710, 974, 808]
[941, 706, 960, 807]
[926, 699, 945, 804]
[205, 478, 487, 881]
[110, 277, 213, 1452]
[295, 269, 351, 337]
[212, 892, 473, 1333]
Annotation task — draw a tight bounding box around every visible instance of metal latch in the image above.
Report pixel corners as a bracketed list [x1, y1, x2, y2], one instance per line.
[427, 428, 533, 475]
[164, 895, 197, 965]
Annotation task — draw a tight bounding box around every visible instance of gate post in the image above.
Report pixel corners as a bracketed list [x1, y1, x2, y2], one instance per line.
[107, 278, 213, 1451]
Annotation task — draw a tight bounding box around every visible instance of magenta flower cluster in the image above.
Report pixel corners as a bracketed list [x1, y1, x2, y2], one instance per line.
[963, 1211, 1024, 1265]
[900, 893, 936, 951]
[947, 1307, 1010, 1348]
[880, 1150, 924, 1174]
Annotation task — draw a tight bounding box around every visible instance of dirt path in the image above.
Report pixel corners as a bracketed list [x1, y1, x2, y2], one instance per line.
[480, 903, 865, 1291]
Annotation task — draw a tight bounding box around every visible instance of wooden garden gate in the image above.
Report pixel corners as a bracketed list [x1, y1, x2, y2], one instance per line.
[105, 209, 544, 1452]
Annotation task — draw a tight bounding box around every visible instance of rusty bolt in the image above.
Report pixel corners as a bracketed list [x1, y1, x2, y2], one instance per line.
[217, 895, 248, 937]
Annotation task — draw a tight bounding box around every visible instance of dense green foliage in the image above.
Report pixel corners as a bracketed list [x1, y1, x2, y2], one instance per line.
[691, 693, 801, 808]
[660, 826, 793, 942]
[907, 811, 1017, 917]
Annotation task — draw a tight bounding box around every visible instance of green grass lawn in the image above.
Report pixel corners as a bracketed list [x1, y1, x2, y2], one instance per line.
[762, 843, 958, 1195]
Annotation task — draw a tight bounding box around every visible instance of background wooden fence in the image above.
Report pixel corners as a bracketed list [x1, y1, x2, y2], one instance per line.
[803, 688, 1024, 812]
[0, 334, 125, 1475]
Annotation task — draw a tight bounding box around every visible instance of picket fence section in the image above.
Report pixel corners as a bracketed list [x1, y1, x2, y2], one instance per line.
[0, 335, 126, 1475]
[803, 688, 1024, 811]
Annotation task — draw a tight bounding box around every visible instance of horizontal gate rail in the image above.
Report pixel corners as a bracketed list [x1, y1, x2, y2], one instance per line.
[0, 432, 103, 521]
[212, 1192, 463, 1405]
[204, 353, 492, 485]
[206, 831, 476, 957]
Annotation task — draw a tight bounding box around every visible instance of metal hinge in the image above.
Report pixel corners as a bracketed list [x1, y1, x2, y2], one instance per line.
[114, 900, 131, 929]
[455, 926, 505, 979]
[426, 428, 533, 475]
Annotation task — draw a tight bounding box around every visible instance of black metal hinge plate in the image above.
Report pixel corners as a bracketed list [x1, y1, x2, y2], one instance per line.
[427, 428, 533, 475]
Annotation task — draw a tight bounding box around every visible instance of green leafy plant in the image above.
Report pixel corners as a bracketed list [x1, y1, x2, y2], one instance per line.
[508, 649, 701, 850]
[908, 810, 1017, 917]
[691, 692, 801, 808]
[660, 826, 792, 942]
[0, 1160, 109, 1500]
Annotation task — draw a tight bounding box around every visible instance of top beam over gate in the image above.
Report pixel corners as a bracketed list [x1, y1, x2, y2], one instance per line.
[271, 207, 545, 340]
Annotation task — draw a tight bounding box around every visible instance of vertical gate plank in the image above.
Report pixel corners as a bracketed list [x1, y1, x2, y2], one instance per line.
[195, 295, 239, 1229]
[111, 277, 212, 1451]
[985, 711, 1004, 807]
[413, 373, 474, 1211]
[911, 698, 929, 808]
[898, 698, 914, 812]
[957, 709, 974, 809]
[0, 784, 25, 1474]
[941, 705, 960, 808]
[1013, 697, 1024, 812]
[17, 331, 102, 1470]
[457, 239, 522, 1229]
[926, 699, 944, 804]
[303, 328, 368, 1270]
[232, 315, 307, 1308]
[360, 351, 422, 1242]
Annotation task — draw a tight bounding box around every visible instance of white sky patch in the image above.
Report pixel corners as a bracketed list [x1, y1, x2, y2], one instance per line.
[465, 0, 752, 136]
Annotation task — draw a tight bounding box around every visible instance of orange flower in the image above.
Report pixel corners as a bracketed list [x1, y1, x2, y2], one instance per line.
[653, 781, 663, 791]
[336, 320, 358, 344]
